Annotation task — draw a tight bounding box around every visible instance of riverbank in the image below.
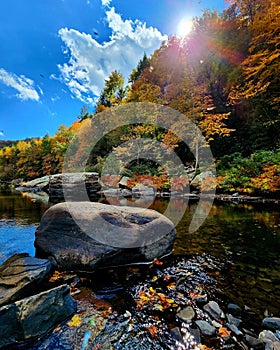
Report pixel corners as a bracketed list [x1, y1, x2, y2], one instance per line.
[3, 253, 280, 349]
[0, 191, 279, 349]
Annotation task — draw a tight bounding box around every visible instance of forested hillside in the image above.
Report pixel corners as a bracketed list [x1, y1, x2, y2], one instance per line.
[0, 0, 279, 195]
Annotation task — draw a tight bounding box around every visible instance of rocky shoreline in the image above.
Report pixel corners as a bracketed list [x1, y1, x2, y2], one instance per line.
[1, 253, 279, 349]
[10, 171, 279, 207]
[0, 175, 279, 349]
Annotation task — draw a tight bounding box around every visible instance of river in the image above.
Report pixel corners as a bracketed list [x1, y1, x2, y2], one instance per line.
[0, 190, 279, 320]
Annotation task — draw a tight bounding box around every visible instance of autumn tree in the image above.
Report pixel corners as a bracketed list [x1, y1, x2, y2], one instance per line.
[96, 70, 127, 112]
[228, 0, 280, 150]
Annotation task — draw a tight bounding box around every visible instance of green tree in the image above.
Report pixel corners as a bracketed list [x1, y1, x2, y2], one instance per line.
[129, 52, 150, 84]
[96, 70, 127, 112]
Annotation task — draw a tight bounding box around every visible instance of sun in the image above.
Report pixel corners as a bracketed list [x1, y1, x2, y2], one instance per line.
[177, 18, 193, 38]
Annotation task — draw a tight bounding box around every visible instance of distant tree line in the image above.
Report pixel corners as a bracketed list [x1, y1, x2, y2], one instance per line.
[0, 0, 279, 195]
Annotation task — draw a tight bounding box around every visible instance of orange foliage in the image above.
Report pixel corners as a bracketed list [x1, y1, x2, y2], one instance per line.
[127, 174, 171, 191]
[250, 165, 280, 192]
[136, 287, 178, 311]
[100, 175, 121, 188]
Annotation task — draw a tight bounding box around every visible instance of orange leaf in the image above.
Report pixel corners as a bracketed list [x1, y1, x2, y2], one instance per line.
[146, 325, 158, 338]
[218, 327, 231, 337]
[167, 282, 176, 290]
[153, 258, 163, 266]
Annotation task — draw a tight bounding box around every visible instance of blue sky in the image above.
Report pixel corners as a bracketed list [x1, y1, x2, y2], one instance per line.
[0, 0, 227, 140]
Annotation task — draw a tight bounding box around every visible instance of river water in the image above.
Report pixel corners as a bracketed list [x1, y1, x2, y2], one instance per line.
[0, 191, 279, 320]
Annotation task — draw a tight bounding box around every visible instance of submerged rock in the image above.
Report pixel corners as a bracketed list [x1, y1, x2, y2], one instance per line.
[262, 318, 280, 332]
[0, 253, 52, 307]
[0, 284, 76, 348]
[195, 320, 216, 337]
[20, 176, 50, 192]
[203, 300, 225, 321]
[177, 306, 196, 323]
[227, 303, 242, 317]
[35, 202, 176, 273]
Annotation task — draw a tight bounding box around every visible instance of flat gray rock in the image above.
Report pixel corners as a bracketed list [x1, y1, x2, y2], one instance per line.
[262, 318, 280, 332]
[203, 300, 225, 321]
[0, 284, 76, 348]
[0, 253, 52, 307]
[195, 320, 216, 337]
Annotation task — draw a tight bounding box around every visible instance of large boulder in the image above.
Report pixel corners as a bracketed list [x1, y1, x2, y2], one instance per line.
[49, 172, 100, 200]
[190, 171, 215, 191]
[0, 284, 76, 348]
[0, 253, 52, 307]
[35, 202, 176, 272]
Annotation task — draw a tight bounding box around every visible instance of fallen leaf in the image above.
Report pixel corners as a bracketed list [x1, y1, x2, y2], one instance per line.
[218, 327, 231, 337]
[67, 315, 82, 327]
[146, 325, 158, 338]
[190, 291, 201, 299]
[52, 325, 61, 333]
[149, 287, 156, 295]
[139, 295, 149, 302]
[167, 282, 176, 290]
[199, 344, 212, 350]
[154, 304, 164, 311]
[166, 298, 175, 304]
[153, 258, 163, 266]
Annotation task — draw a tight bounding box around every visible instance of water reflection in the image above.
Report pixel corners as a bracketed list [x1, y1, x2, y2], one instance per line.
[0, 191, 279, 317]
[0, 190, 49, 224]
[175, 201, 280, 317]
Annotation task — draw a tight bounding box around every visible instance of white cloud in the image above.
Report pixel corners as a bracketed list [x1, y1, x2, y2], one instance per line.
[57, 7, 167, 104]
[0, 68, 41, 101]
[101, 0, 111, 6]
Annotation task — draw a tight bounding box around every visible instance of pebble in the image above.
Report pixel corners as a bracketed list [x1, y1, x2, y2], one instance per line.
[226, 313, 242, 328]
[259, 329, 280, 350]
[203, 300, 225, 320]
[264, 341, 280, 350]
[171, 327, 184, 343]
[189, 326, 201, 344]
[259, 330, 279, 343]
[195, 320, 216, 337]
[196, 294, 208, 304]
[226, 323, 243, 340]
[262, 318, 280, 332]
[177, 306, 196, 323]
[212, 320, 223, 328]
[227, 303, 242, 317]
[245, 334, 264, 349]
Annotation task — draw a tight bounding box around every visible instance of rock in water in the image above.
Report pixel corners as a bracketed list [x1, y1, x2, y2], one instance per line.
[177, 306, 196, 323]
[195, 320, 216, 337]
[49, 172, 100, 200]
[262, 317, 280, 332]
[203, 300, 225, 321]
[35, 202, 176, 272]
[0, 284, 76, 348]
[0, 253, 52, 307]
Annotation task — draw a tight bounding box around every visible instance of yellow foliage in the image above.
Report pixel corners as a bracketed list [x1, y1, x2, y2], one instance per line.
[67, 315, 82, 327]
